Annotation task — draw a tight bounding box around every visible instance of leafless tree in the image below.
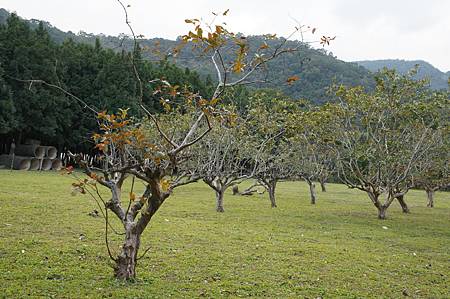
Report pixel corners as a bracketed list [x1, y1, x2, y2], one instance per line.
[192, 112, 254, 212]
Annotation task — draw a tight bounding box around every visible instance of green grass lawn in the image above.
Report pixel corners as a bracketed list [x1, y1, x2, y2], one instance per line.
[0, 170, 449, 298]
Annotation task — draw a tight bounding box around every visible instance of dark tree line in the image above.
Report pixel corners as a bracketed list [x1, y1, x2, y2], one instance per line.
[0, 14, 214, 153]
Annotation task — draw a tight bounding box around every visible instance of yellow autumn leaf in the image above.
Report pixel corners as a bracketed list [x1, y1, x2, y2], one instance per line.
[215, 25, 224, 34]
[210, 97, 220, 105]
[233, 60, 244, 73]
[97, 110, 107, 119]
[196, 27, 203, 38]
[129, 192, 136, 201]
[118, 108, 129, 119]
[160, 179, 170, 192]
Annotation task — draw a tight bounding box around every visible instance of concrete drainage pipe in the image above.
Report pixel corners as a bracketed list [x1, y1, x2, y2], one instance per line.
[14, 145, 46, 158]
[0, 155, 31, 170]
[40, 159, 53, 171]
[51, 159, 63, 171]
[43, 146, 58, 159]
[29, 158, 41, 170]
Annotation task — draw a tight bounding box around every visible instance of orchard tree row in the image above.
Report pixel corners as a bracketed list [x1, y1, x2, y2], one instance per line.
[147, 69, 448, 219]
[69, 64, 448, 281]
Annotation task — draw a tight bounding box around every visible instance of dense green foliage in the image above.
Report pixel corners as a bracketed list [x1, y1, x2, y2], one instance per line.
[0, 170, 449, 298]
[0, 13, 213, 152]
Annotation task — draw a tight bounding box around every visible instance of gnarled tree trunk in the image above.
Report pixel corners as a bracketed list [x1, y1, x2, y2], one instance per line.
[112, 179, 168, 281]
[267, 180, 277, 208]
[216, 189, 225, 212]
[319, 178, 326, 192]
[305, 178, 317, 204]
[367, 191, 389, 220]
[114, 225, 140, 280]
[232, 185, 239, 195]
[426, 189, 434, 207]
[203, 178, 226, 212]
[377, 205, 388, 220]
[396, 195, 410, 213]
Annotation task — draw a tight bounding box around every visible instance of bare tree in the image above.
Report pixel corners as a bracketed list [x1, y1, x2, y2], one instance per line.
[292, 140, 330, 204]
[69, 105, 210, 279]
[193, 110, 254, 212]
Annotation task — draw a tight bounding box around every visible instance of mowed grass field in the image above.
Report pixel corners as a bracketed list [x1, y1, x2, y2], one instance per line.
[0, 170, 449, 298]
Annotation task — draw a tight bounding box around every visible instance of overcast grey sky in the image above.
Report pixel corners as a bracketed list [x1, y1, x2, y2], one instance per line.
[1, 0, 449, 71]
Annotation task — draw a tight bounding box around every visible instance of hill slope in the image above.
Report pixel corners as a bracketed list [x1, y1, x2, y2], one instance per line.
[356, 59, 449, 90]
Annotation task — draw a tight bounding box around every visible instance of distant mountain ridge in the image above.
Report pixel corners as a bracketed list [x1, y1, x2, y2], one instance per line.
[356, 59, 449, 90]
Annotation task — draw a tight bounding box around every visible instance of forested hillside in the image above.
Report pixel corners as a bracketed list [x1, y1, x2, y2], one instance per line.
[356, 59, 449, 90]
[0, 8, 375, 103]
